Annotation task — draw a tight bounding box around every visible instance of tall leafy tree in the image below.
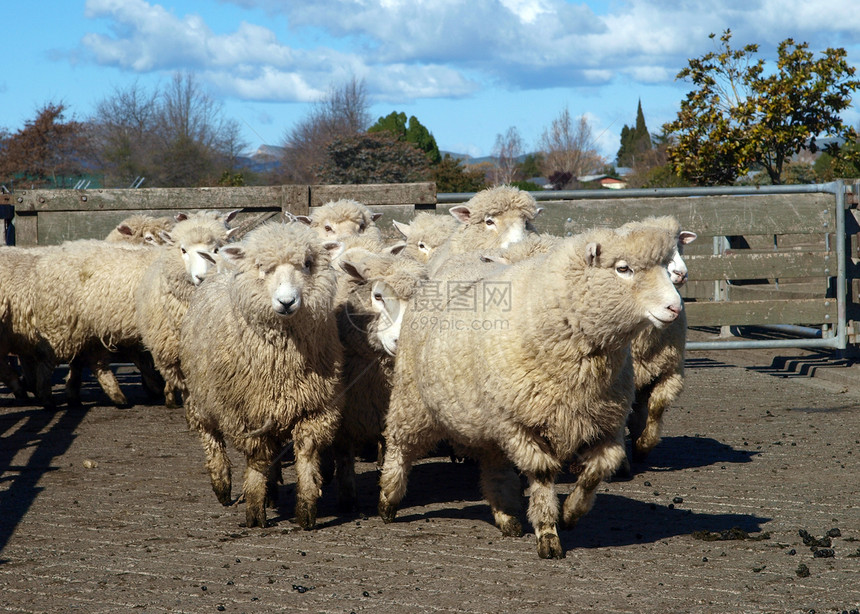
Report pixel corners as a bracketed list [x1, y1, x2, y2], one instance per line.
[537, 107, 604, 189]
[368, 111, 441, 164]
[665, 30, 860, 185]
[616, 100, 652, 167]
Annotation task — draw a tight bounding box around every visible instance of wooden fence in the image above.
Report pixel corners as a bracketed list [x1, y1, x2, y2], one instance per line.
[5, 180, 859, 351]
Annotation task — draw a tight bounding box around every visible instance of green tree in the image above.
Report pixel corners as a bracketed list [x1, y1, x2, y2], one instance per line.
[316, 131, 431, 184]
[368, 111, 441, 164]
[616, 100, 652, 167]
[432, 154, 488, 193]
[665, 30, 860, 185]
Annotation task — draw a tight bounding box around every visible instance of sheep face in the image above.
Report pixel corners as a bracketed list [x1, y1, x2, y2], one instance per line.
[180, 240, 221, 286]
[450, 206, 536, 250]
[368, 280, 406, 356]
[667, 230, 697, 287]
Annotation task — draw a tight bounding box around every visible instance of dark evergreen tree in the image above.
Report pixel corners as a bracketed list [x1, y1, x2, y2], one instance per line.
[368, 111, 441, 164]
[616, 99, 652, 167]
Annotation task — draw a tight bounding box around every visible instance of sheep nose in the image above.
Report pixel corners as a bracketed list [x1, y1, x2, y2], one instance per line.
[279, 297, 297, 313]
[667, 303, 681, 316]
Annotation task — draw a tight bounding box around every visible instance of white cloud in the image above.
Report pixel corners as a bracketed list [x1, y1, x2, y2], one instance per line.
[80, 0, 860, 108]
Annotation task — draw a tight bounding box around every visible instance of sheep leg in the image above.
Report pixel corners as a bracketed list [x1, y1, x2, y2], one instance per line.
[130, 351, 165, 400]
[90, 353, 129, 407]
[378, 423, 439, 524]
[619, 388, 650, 477]
[266, 461, 281, 508]
[0, 356, 28, 400]
[524, 472, 564, 559]
[633, 372, 683, 461]
[242, 457, 270, 528]
[333, 440, 358, 513]
[65, 356, 85, 407]
[477, 449, 523, 538]
[562, 433, 626, 529]
[190, 415, 233, 506]
[292, 412, 340, 530]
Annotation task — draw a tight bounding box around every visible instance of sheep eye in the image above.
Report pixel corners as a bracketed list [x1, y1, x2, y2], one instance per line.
[359, 223, 366, 231]
[373, 292, 384, 302]
[616, 265, 631, 274]
[213, 247, 219, 254]
[418, 242, 427, 250]
[324, 225, 333, 233]
[304, 259, 313, 270]
[484, 218, 495, 226]
[180, 247, 187, 254]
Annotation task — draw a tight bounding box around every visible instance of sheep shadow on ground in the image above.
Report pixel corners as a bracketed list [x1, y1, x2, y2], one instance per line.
[560, 493, 771, 550]
[0, 405, 89, 561]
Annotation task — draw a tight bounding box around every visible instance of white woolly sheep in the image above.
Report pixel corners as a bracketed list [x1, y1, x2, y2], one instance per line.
[623, 216, 697, 466]
[488, 217, 698, 473]
[106, 214, 175, 245]
[30, 240, 163, 406]
[427, 185, 542, 275]
[391, 211, 458, 264]
[378, 222, 682, 559]
[180, 222, 343, 529]
[0, 246, 56, 405]
[135, 210, 239, 407]
[298, 198, 383, 242]
[330, 248, 428, 511]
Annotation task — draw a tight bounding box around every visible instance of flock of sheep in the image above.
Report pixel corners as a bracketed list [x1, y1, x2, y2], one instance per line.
[0, 185, 696, 559]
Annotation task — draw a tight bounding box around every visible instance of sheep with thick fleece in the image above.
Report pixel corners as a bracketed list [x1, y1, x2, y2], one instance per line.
[299, 198, 383, 242]
[392, 212, 458, 263]
[106, 214, 175, 245]
[378, 222, 682, 559]
[330, 248, 428, 510]
[623, 217, 696, 465]
[0, 247, 56, 404]
[427, 185, 541, 275]
[135, 210, 238, 407]
[180, 222, 343, 529]
[489, 217, 697, 471]
[30, 240, 162, 406]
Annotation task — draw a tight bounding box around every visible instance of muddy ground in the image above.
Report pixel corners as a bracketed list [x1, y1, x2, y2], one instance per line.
[1, 345, 859, 614]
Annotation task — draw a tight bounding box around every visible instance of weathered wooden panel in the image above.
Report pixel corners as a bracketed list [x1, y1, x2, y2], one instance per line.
[685, 298, 837, 327]
[533, 193, 835, 238]
[14, 185, 310, 215]
[685, 251, 834, 281]
[309, 183, 436, 206]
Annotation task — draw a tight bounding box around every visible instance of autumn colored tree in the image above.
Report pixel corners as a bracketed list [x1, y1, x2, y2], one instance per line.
[666, 30, 860, 185]
[0, 103, 90, 188]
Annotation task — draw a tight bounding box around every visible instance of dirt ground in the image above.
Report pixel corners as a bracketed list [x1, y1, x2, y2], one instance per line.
[1, 345, 859, 614]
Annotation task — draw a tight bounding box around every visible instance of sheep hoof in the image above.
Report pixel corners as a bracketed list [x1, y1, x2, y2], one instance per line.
[295, 500, 317, 530]
[498, 517, 523, 537]
[212, 483, 232, 507]
[245, 506, 268, 528]
[378, 500, 398, 523]
[537, 534, 565, 559]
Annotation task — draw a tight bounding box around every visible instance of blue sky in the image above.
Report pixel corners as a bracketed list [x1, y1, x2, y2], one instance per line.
[3, 0, 860, 162]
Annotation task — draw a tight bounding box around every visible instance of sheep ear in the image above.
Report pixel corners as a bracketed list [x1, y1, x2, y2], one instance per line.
[226, 226, 242, 240]
[385, 242, 407, 256]
[322, 241, 342, 254]
[534, 207, 544, 217]
[449, 206, 471, 223]
[175, 213, 189, 223]
[339, 260, 368, 282]
[679, 231, 697, 245]
[221, 245, 245, 262]
[371, 212, 383, 222]
[159, 230, 175, 246]
[392, 220, 411, 239]
[480, 254, 511, 265]
[223, 209, 241, 224]
[585, 242, 601, 266]
[199, 251, 217, 265]
[116, 223, 134, 237]
[295, 215, 312, 226]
